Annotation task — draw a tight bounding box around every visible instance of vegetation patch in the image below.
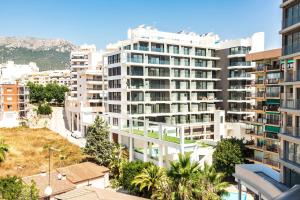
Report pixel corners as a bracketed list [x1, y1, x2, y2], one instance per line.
[0, 127, 85, 177]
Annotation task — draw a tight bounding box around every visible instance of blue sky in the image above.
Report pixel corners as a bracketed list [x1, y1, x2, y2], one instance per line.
[0, 0, 281, 50]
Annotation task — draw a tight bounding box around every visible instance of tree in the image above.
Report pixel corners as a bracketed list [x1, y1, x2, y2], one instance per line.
[131, 165, 166, 198]
[196, 163, 229, 200]
[150, 173, 173, 200]
[37, 102, 52, 115]
[0, 139, 9, 163]
[27, 82, 69, 104]
[27, 82, 45, 103]
[0, 176, 39, 200]
[84, 116, 114, 167]
[212, 138, 247, 177]
[167, 153, 200, 200]
[120, 160, 152, 195]
[109, 144, 128, 185]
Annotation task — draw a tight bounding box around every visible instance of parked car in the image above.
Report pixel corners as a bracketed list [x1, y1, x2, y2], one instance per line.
[71, 131, 82, 139]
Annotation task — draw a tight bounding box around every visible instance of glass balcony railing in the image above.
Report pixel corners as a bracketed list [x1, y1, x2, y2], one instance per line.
[281, 99, 300, 109]
[133, 46, 149, 51]
[282, 126, 300, 138]
[229, 61, 251, 66]
[151, 47, 164, 52]
[229, 73, 251, 78]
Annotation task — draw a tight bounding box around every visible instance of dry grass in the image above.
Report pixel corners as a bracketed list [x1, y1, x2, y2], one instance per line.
[0, 127, 86, 177]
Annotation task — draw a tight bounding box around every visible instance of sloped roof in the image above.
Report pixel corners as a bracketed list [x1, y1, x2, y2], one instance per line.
[56, 162, 109, 183]
[23, 172, 76, 198]
[55, 187, 148, 200]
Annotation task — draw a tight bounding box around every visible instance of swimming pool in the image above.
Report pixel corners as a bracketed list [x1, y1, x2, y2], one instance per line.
[222, 192, 247, 200]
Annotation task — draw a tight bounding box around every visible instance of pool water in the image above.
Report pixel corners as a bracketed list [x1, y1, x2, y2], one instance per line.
[222, 192, 247, 200]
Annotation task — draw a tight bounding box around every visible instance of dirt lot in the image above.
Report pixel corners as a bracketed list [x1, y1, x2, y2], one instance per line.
[0, 127, 86, 177]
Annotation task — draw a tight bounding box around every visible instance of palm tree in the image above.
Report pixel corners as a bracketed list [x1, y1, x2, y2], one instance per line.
[109, 144, 128, 181]
[167, 153, 200, 200]
[131, 165, 165, 198]
[0, 139, 9, 163]
[196, 162, 229, 200]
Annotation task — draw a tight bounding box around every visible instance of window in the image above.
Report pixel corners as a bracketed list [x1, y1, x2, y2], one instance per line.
[6, 97, 12, 101]
[108, 66, 121, 76]
[108, 54, 120, 64]
[108, 92, 121, 100]
[195, 48, 206, 56]
[113, 118, 118, 126]
[109, 104, 121, 113]
[229, 46, 251, 55]
[108, 80, 121, 88]
[7, 105, 12, 110]
[6, 88, 13, 92]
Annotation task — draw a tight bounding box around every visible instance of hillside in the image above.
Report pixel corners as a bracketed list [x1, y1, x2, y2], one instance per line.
[0, 36, 78, 71]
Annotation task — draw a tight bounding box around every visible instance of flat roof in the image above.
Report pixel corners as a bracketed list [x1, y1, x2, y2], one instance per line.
[56, 162, 109, 184]
[246, 48, 282, 61]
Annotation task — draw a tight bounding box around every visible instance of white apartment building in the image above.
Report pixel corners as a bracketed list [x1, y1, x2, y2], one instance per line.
[0, 61, 39, 80]
[101, 26, 228, 166]
[216, 33, 265, 138]
[27, 69, 70, 86]
[65, 45, 106, 137]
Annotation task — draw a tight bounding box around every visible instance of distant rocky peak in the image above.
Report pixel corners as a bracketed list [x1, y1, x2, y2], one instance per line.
[0, 36, 78, 52]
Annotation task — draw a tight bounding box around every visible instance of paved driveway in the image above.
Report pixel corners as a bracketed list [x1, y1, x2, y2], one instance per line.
[49, 107, 86, 147]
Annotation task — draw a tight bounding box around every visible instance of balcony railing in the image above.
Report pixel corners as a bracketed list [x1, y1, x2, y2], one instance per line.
[281, 99, 300, 109]
[264, 159, 279, 168]
[133, 46, 149, 51]
[266, 78, 281, 84]
[229, 74, 251, 78]
[282, 126, 300, 138]
[229, 61, 251, 66]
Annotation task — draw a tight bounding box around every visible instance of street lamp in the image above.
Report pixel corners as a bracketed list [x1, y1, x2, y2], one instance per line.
[44, 147, 60, 198]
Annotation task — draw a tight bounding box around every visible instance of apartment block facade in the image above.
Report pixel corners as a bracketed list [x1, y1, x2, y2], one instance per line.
[245, 49, 282, 171]
[279, 0, 300, 187]
[65, 45, 105, 137]
[0, 81, 29, 127]
[27, 69, 70, 86]
[105, 26, 225, 141]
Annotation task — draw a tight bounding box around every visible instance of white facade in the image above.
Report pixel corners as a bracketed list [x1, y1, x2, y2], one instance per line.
[65, 45, 106, 137]
[218, 32, 265, 138]
[27, 69, 70, 86]
[0, 61, 39, 82]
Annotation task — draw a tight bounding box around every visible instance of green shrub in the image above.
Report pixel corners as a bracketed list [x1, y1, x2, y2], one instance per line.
[37, 103, 52, 115]
[120, 160, 153, 195]
[212, 138, 247, 178]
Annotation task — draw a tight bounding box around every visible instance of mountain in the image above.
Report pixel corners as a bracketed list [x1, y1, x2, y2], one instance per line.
[0, 36, 78, 71]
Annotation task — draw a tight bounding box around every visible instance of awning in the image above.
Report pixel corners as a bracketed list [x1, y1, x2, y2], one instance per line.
[266, 99, 280, 105]
[288, 59, 295, 64]
[265, 125, 280, 133]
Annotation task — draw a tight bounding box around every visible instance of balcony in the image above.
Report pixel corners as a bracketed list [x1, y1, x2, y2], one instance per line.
[266, 132, 279, 140]
[266, 78, 281, 84]
[229, 61, 251, 67]
[151, 47, 164, 53]
[284, 72, 300, 82]
[133, 46, 149, 51]
[228, 73, 251, 78]
[281, 99, 300, 110]
[265, 144, 279, 153]
[129, 57, 144, 63]
[267, 64, 280, 71]
[282, 126, 300, 138]
[148, 59, 170, 65]
[264, 159, 280, 169]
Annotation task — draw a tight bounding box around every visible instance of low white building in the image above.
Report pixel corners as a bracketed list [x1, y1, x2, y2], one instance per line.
[27, 69, 71, 86]
[0, 61, 39, 80]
